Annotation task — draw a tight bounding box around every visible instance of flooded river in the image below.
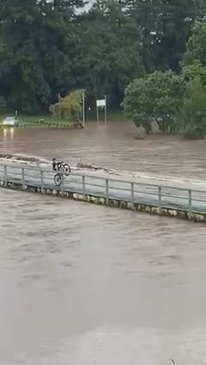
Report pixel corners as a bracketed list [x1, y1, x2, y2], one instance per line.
[1, 121, 206, 179]
[0, 122, 206, 364]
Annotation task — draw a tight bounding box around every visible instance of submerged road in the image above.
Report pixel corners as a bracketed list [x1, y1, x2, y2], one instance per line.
[1, 162, 206, 214]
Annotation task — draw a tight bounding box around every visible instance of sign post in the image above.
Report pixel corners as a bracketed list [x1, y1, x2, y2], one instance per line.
[96, 96, 107, 122]
[104, 95, 107, 123]
[82, 89, 86, 127]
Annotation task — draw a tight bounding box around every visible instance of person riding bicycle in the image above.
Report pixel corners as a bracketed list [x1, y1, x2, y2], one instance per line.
[52, 158, 71, 186]
[52, 158, 64, 172]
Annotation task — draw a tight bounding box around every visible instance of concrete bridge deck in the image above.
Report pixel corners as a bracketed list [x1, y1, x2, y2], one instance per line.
[0, 162, 206, 222]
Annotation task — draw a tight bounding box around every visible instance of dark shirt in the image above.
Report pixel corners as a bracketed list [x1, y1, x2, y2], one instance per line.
[52, 161, 57, 171]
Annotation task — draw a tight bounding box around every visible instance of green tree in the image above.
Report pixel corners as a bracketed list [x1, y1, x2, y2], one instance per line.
[73, 0, 144, 108]
[1, 0, 205, 114]
[0, 0, 85, 113]
[49, 90, 82, 122]
[178, 22, 206, 138]
[123, 71, 184, 133]
[180, 81, 206, 139]
[183, 21, 206, 66]
[181, 61, 206, 85]
[123, 0, 206, 72]
[153, 0, 206, 71]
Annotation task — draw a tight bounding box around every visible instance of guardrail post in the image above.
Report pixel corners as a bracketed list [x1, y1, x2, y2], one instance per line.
[188, 189, 192, 220]
[131, 182, 134, 204]
[61, 174, 64, 194]
[82, 175, 86, 197]
[4, 165, 7, 185]
[40, 170, 44, 193]
[105, 179, 109, 204]
[21, 168, 25, 189]
[158, 186, 162, 214]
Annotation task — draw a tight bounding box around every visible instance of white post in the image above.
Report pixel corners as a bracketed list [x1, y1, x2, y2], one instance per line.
[131, 182, 134, 204]
[4, 165, 7, 185]
[82, 89, 85, 127]
[61, 174, 64, 194]
[105, 179, 109, 204]
[41, 170, 44, 193]
[188, 190, 192, 220]
[104, 95, 107, 123]
[96, 105, 99, 122]
[21, 168, 25, 189]
[82, 175, 86, 197]
[158, 186, 162, 214]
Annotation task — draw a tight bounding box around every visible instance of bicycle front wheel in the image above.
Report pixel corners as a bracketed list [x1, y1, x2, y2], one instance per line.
[54, 173, 63, 186]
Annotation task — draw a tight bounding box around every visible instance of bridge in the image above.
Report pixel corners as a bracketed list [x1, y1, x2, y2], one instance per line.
[0, 162, 206, 222]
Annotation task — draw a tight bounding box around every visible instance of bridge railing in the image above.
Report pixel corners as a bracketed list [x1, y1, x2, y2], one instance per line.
[1, 162, 206, 216]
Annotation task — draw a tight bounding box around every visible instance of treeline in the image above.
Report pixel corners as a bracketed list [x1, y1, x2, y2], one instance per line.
[123, 21, 206, 138]
[0, 0, 206, 115]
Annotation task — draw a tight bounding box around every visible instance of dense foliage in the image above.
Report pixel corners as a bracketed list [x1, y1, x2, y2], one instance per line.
[0, 0, 206, 115]
[49, 90, 82, 121]
[123, 20, 206, 137]
[181, 81, 206, 139]
[123, 71, 184, 134]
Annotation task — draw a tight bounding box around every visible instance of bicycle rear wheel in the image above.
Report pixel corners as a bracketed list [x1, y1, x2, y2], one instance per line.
[54, 173, 63, 186]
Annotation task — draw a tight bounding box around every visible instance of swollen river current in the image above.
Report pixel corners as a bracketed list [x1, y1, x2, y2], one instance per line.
[0, 122, 206, 364]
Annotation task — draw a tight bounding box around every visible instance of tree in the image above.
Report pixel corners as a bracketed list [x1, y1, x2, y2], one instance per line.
[178, 22, 206, 138]
[123, 71, 184, 133]
[180, 81, 206, 139]
[153, 0, 206, 71]
[73, 0, 144, 109]
[49, 90, 82, 122]
[183, 21, 206, 66]
[0, 0, 85, 113]
[0, 0, 205, 114]
[123, 0, 206, 72]
[181, 61, 206, 85]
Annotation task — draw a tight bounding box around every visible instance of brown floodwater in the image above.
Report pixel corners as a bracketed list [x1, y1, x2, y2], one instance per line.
[0, 121, 206, 179]
[0, 122, 206, 364]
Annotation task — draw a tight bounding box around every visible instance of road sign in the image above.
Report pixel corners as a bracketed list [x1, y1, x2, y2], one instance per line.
[96, 99, 106, 107]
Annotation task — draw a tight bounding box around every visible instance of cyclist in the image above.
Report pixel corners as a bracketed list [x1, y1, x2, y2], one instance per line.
[52, 158, 64, 171]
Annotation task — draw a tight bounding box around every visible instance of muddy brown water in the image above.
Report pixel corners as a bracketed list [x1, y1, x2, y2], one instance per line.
[1, 121, 206, 179]
[0, 122, 206, 364]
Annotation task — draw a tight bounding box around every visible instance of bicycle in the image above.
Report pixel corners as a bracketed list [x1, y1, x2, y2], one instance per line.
[53, 162, 71, 187]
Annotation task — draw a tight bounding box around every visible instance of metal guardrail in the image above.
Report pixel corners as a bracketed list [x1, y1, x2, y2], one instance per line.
[0, 162, 206, 217]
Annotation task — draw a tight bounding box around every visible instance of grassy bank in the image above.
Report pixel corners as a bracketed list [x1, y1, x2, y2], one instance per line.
[20, 116, 79, 128]
[0, 115, 84, 129]
[0, 110, 129, 128]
